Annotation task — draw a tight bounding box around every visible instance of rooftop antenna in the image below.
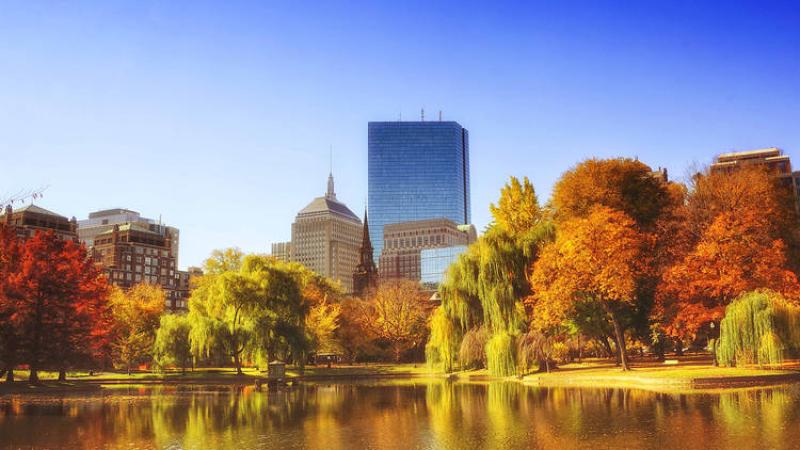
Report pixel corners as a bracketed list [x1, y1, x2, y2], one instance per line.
[329, 144, 333, 174]
[421, 108, 425, 121]
[398, 111, 402, 121]
[439, 110, 442, 121]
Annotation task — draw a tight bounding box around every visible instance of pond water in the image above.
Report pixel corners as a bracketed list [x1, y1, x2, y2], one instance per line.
[1, 380, 799, 449]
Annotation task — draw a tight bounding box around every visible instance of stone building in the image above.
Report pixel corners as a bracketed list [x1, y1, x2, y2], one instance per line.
[710, 147, 799, 209]
[379, 218, 475, 282]
[270, 241, 293, 262]
[1, 204, 78, 242]
[291, 173, 362, 294]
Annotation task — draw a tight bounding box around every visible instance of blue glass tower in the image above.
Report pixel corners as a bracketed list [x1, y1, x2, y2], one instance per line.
[368, 121, 471, 264]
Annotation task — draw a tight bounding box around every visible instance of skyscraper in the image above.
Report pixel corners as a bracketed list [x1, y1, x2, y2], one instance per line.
[368, 120, 471, 263]
[291, 173, 362, 293]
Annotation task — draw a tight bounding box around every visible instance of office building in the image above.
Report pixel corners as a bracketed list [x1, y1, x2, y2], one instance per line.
[368, 120, 471, 263]
[379, 218, 475, 281]
[291, 173, 362, 294]
[1, 204, 78, 242]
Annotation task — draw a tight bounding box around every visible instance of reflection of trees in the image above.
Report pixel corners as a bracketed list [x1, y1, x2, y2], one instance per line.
[4, 383, 800, 448]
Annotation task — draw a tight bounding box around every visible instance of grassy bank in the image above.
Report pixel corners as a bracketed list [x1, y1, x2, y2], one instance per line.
[521, 358, 800, 390]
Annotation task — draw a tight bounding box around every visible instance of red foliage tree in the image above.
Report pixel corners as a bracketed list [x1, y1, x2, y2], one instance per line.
[0, 224, 23, 383]
[11, 231, 111, 382]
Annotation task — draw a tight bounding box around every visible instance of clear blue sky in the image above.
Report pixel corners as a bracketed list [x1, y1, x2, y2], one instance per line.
[1, 1, 798, 268]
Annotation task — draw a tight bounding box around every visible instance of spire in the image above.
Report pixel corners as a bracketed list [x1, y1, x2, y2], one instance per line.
[361, 208, 372, 252]
[326, 172, 336, 200]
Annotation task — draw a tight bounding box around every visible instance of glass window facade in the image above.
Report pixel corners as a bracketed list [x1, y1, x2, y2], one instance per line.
[368, 121, 471, 264]
[421, 245, 469, 287]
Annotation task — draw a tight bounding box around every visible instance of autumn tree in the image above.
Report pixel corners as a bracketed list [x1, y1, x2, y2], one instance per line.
[656, 209, 800, 354]
[530, 206, 644, 370]
[367, 280, 430, 362]
[490, 176, 542, 235]
[9, 231, 111, 383]
[109, 284, 166, 374]
[549, 157, 682, 354]
[336, 297, 377, 363]
[0, 224, 22, 383]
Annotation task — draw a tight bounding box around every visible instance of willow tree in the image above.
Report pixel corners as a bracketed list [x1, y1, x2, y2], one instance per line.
[718, 291, 800, 367]
[187, 253, 306, 373]
[530, 206, 644, 370]
[427, 176, 552, 376]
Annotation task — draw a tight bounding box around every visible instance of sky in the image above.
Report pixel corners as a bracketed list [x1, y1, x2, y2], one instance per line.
[1, 0, 799, 268]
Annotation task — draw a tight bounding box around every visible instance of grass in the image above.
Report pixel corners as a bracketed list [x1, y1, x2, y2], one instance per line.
[522, 356, 800, 389]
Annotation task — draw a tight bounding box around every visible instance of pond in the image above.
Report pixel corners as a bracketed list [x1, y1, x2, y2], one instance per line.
[1, 380, 799, 449]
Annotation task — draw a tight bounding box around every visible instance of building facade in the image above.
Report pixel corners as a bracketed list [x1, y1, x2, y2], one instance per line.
[368, 120, 471, 263]
[1, 204, 78, 241]
[270, 241, 293, 262]
[710, 147, 799, 208]
[78, 208, 180, 266]
[291, 174, 362, 294]
[91, 223, 192, 311]
[421, 245, 469, 288]
[379, 218, 475, 282]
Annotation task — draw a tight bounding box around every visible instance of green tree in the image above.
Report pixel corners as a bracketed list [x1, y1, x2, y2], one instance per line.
[153, 314, 192, 373]
[718, 291, 800, 367]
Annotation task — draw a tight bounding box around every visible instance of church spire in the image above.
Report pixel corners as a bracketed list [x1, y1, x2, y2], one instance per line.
[353, 208, 377, 297]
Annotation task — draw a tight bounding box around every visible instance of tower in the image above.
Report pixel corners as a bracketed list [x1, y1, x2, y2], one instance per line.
[352, 209, 378, 297]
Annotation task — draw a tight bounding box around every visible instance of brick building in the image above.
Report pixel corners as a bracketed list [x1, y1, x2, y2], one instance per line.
[1, 204, 78, 242]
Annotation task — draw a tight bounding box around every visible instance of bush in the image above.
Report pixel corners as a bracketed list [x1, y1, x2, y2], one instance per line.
[717, 291, 800, 367]
[458, 326, 489, 369]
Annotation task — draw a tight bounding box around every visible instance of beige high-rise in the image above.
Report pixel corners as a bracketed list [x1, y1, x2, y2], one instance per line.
[291, 173, 362, 294]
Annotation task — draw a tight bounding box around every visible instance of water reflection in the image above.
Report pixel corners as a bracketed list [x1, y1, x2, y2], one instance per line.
[2, 381, 800, 449]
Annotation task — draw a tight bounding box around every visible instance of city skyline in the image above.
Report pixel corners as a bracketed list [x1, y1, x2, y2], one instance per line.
[2, 1, 799, 268]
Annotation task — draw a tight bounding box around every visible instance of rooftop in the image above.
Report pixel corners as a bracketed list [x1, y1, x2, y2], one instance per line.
[1, 204, 67, 219]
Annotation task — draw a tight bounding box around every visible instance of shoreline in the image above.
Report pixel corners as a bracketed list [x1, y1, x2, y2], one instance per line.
[4, 362, 800, 394]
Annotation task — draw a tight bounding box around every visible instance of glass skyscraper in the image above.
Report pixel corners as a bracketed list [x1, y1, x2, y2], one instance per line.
[368, 121, 471, 264]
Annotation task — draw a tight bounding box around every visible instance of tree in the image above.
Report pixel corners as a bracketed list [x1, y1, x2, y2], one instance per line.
[529, 206, 644, 370]
[336, 297, 377, 363]
[9, 231, 111, 383]
[188, 253, 307, 374]
[367, 280, 430, 362]
[427, 176, 552, 376]
[109, 284, 166, 374]
[656, 210, 800, 348]
[717, 291, 800, 367]
[490, 176, 542, 235]
[0, 224, 22, 383]
[551, 158, 673, 228]
[153, 313, 192, 373]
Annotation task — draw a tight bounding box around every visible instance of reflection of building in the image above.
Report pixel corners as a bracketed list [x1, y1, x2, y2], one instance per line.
[291, 173, 362, 294]
[1, 204, 78, 242]
[78, 208, 180, 266]
[270, 242, 292, 262]
[352, 210, 378, 297]
[379, 218, 475, 281]
[368, 120, 471, 264]
[711, 148, 799, 201]
[421, 245, 469, 288]
[91, 224, 192, 311]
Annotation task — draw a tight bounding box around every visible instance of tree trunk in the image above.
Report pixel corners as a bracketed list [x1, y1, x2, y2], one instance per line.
[4, 368, 13, 384]
[58, 369, 67, 382]
[29, 367, 39, 384]
[599, 337, 613, 358]
[606, 306, 630, 371]
[234, 351, 243, 375]
[394, 344, 401, 363]
[710, 338, 719, 367]
[675, 339, 684, 356]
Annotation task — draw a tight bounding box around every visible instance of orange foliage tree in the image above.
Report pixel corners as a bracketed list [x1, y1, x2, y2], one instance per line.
[529, 206, 644, 370]
[657, 210, 800, 345]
